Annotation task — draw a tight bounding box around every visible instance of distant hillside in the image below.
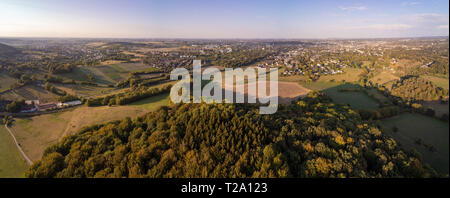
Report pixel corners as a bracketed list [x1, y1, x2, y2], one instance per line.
[0, 43, 21, 57]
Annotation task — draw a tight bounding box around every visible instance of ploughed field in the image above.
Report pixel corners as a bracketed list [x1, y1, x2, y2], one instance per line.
[220, 81, 311, 104]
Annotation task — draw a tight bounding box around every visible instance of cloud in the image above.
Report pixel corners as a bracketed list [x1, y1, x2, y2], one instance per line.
[437, 25, 449, 29]
[402, 2, 420, 6]
[348, 24, 413, 30]
[338, 6, 367, 11]
[410, 13, 448, 23]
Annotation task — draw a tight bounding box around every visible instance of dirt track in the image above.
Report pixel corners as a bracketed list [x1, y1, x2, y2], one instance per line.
[3, 125, 32, 165]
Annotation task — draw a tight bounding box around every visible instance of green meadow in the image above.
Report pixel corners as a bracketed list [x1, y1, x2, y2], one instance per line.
[0, 126, 28, 178]
[381, 113, 449, 174]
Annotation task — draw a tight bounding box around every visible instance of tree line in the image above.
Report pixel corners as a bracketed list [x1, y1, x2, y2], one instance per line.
[86, 84, 172, 107]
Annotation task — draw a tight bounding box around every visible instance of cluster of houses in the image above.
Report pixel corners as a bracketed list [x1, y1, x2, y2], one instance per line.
[21, 100, 82, 113]
[283, 64, 344, 76]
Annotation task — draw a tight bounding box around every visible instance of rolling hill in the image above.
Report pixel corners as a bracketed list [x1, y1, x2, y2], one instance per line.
[0, 43, 21, 58]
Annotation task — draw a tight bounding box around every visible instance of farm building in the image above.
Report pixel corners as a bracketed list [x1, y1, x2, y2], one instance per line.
[37, 103, 58, 111]
[25, 100, 40, 105]
[61, 100, 82, 107]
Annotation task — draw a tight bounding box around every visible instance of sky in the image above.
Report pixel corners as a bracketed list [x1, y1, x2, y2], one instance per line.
[0, 0, 448, 38]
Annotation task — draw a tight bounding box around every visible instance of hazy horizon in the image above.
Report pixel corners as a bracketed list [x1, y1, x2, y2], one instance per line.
[1, 0, 449, 39]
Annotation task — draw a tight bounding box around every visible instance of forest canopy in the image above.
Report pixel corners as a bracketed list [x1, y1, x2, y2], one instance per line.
[388, 76, 448, 102]
[27, 92, 434, 178]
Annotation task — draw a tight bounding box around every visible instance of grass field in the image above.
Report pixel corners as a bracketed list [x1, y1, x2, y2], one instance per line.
[318, 68, 363, 83]
[10, 93, 170, 162]
[381, 113, 449, 174]
[0, 73, 17, 92]
[112, 63, 152, 72]
[422, 75, 449, 90]
[0, 126, 28, 178]
[300, 81, 341, 91]
[323, 84, 380, 110]
[365, 88, 393, 106]
[370, 71, 399, 86]
[422, 101, 449, 118]
[280, 68, 363, 91]
[127, 93, 170, 109]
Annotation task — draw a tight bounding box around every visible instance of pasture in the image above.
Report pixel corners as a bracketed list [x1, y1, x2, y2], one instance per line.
[318, 68, 363, 83]
[422, 100, 449, 118]
[370, 71, 399, 86]
[300, 81, 341, 91]
[127, 93, 170, 109]
[280, 68, 363, 91]
[323, 84, 380, 110]
[0, 126, 28, 178]
[381, 113, 449, 174]
[422, 75, 449, 90]
[111, 63, 152, 72]
[365, 88, 393, 106]
[0, 73, 17, 93]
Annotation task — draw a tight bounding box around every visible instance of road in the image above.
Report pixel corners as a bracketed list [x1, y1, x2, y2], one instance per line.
[3, 124, 33, 166]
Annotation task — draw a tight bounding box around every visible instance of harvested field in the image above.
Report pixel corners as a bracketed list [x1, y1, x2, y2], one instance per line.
[221, 81, 311, 105]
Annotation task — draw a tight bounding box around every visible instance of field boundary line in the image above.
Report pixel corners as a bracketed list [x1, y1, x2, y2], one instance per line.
[3, 124, 33, 166]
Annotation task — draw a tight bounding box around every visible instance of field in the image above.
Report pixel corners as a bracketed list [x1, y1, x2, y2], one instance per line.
[422, 75, 449, 90]
[365, 88, 393, 106]
[0, 126, 28, 178]
[323, 84, 380, 110]
[381, 113, 449, 174]
[111, 63, 152, 72]
[10, 93, 170, 162]
[127, 93, 170, 109]
[99, 60, 125, 65]
[370, 71, 399, 86]
[222, 81, 311, 105]
[59, 66, 115, 85]
[220, 68, 311, 104]
[280, 68, 363, 91]
[300, 81, 341, 91]
[422, 100, 449, 118]
[54, 84, 116, 98]
[318, 68, 363, 83]
[394, 59, 422, 72]
[59, 63, 154, 86]
[0, 85, 59, 103]
[278, 68, 380, 107]
[95, 65, 128, 82]
[0, 73, 17, 93]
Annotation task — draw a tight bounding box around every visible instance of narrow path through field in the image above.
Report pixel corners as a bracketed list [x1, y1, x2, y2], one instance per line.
[3, 125, 33, 166]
